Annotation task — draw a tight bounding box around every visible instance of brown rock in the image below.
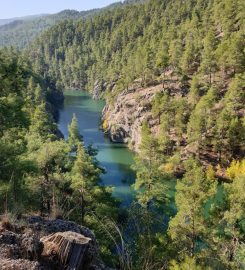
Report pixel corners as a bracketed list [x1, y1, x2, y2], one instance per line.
[0, 217, 112, 270]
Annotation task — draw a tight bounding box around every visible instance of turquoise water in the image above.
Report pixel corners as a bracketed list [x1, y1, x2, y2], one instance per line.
[58, 91, 135, 206]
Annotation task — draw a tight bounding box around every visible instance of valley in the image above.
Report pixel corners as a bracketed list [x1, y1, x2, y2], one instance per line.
[0, 0, 244, 269]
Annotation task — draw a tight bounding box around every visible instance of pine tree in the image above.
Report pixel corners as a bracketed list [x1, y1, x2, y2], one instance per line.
[67, 114, 83, 151]
[187, 87, 217, 157]
[168, 39, 182, 71]
[180, 38, 195, 74]
[168, 158, 217, 258]
[207, 160, 245, 269]
[30, 102, 56, 139]
[134, 122, 166, 208]
[214, 75, 245, 161]
[188, 76, 201, 107]
[28, 139, 70, 215]
[71, 142, 101, 223]
[200, 29, 217, 85]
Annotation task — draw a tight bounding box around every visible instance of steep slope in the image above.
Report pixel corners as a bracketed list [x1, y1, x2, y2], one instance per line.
[0, 14, 48, 26]
[0, 14, 47, 27]
[0, 0, 244, 268]
[0, 2, 124, 49]
[102, 83, 163, 147]
[0, 47, 119, 266]
[28, 0, 244, 172]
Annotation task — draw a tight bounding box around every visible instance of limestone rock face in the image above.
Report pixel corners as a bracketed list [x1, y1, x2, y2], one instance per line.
[93, 80, 106, 100]
[0, 217, 111, 270]
[102, 75, 189, 152]
[102, 84, 164, 151]
[93, 79, 117, 100]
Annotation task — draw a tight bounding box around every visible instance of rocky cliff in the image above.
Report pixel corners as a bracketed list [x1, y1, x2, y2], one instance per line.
[102, 76, 187, 152]
[102, 84, 161, 150]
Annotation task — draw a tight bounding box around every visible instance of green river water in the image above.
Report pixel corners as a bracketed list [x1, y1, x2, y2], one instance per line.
[58, 91, 136, 206]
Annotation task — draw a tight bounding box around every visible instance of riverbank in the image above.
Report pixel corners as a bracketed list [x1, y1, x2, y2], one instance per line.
[58, 91, 136, 206]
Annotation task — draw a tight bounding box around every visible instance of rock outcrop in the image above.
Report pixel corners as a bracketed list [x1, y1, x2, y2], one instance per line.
[93, 80, 107, 100]
[0, 229, 43, 270]
[102, 73, 189, 152]
[93, 80, 117, 100]
[102, 84, 164, 151]
[0, 217, 111, 270]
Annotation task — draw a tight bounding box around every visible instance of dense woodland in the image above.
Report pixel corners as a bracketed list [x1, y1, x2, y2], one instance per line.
[0, 2, 123, 49]
[28, 0, 244, 163]
[0, 0, 245, 269]
[0, 49, 120, 263]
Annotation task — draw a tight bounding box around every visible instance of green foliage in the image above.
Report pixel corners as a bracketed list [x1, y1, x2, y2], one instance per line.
[187, 87, 218, 156]
[0, 48, 119, 267]
[0, 48, 38, 213]
[27, 0, 243, 94]
[29, 102, 57, 139]
[169, 256, 207, 270]
[0, 0, 244, 268]
[67, 114, 83, 151]
[70, 142, 101, 222]
[26, 0, 244, 170]
[133, 123, 168, 207]
[0, 7, 124, 49]
[205, 160, 245, 269]
[168, 159, 217, 259]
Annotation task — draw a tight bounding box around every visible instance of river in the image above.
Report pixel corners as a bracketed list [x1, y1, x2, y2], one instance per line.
[58, 91, 135, 206]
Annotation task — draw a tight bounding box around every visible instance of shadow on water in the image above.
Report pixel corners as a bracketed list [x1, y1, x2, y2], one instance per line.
[58, 90, 136, 206]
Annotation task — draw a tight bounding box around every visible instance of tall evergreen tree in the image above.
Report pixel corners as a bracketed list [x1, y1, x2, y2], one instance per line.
[168, 159, 217, 259]
[67, 114, 83, 151]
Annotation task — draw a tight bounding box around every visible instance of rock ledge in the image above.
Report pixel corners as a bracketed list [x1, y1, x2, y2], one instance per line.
[0, 216, 111, 270]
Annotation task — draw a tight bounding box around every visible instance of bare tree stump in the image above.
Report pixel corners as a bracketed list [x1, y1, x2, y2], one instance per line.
[41, 231, 91, 270]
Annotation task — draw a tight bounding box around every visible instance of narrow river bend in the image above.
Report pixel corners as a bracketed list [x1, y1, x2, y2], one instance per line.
[58, 91, 135, 206]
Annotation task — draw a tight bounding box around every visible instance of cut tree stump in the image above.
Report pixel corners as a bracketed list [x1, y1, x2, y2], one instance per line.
[41, 231, 91, 270]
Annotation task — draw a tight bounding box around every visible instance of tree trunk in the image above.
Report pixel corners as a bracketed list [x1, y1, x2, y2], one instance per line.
[80, 191, 85, 225]
[41, 231, 91, 270]
[190, 210, 196, 258]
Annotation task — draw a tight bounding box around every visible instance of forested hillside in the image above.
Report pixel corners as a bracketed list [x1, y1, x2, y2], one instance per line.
[27, 0, 245, 267]
[0, 0, 244, 269]
[29, 0, 244, 89]
[0, 14, 47, 27]
[0, 2, 124, 49]
[0, 48, 119, 263]
[29, 0, 244, 169]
